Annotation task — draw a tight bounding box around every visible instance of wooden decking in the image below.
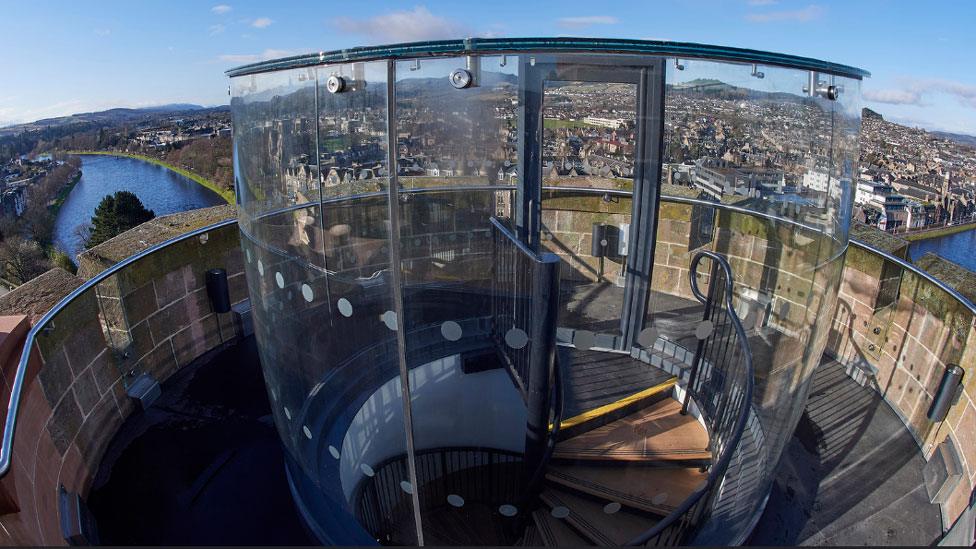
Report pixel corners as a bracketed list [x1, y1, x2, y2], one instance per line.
[557, 347, 675, 422]
[554, 399, 710, 463]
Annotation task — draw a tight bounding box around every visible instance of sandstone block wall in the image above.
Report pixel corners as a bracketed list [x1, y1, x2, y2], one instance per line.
[826, 234, 976, 527]
[0, 209, 245, 545]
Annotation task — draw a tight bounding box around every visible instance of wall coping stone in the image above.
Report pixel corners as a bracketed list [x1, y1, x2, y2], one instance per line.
[916, 253, 976, 306]
[851, 222, 909, 257]
[77, 204, 237, 279]
[0, 269, 85, 325]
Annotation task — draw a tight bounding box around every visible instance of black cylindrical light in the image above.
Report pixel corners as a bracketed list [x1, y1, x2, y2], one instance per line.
[206, 268, 231, 313]
[591, 224, 608, 258]
[927, 365, 964, 423]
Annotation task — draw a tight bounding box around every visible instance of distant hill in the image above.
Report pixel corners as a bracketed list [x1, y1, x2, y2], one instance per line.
[863, 107, 883, 121]
[932, 130, 976, 147]
[0, 104, 227, 137]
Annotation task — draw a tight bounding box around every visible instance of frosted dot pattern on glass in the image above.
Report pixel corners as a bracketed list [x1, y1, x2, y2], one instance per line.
[603, 502, 621, 514]
[302, 425, 312, 439]
[276, 272, 285, 288]
[302, 284, 314, 302]
[447, 494, 465, 508]
[651, 493, 668, 505]
[283, 406, 292, 420]
[400, 481, 414, 494]
[381, 310, 398, 331]
[337, 298, 353, 317]
[328, 445, 341, 459]
[551, 506, 570, 519]
[257, 260, 264, 276]
[499, 504, 518, 517]
[637, 327, 660, 348]
[573, 330, 595, 350]
[504, 327, 528, 349]
[360, 463, 375, 477]
[441, 321, 462, 341]
[695, 320, 714, 340]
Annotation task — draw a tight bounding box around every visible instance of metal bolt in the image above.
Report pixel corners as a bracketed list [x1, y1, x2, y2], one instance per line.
[326, 75, 346, 94]
[449, 68, 473, 89]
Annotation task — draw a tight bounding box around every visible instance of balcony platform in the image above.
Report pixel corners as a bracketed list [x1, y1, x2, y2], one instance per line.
[84, 334, 940, 546]
[86, 337, 315, 546]
[750, 357, 942, 546]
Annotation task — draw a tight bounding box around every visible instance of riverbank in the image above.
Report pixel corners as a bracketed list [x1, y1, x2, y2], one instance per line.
[49, 170, 82, 215]
[900, 221, 976, 242]
[65, 151, 235, 205]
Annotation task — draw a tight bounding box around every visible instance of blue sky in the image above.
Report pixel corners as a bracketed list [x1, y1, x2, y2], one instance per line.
[1, 0, 975, 134]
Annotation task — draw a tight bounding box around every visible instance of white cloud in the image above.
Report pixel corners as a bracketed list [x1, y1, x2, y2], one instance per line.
[211, 4, 232, 15]
[332, 6, 469, 43]
[251, 17, 273, 28]
[864, 89, 924, 106]
[94, 28, 111, 37]
[556, 15, 620, 29]
[745, 4, 823, 22]
[218, 49, 293, 64]
[865, 77, 976, 109]
[208, 24, 225, 36]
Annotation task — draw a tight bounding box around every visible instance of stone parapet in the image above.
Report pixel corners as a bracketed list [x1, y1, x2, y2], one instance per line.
[0, 207, 245, 545]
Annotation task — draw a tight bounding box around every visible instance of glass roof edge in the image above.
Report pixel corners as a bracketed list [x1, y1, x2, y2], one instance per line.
[224, 37, 870, 79]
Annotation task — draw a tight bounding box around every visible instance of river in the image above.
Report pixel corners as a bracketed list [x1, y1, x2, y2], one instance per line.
[908, 227, 976, 273]
[53, 155, 225, 259]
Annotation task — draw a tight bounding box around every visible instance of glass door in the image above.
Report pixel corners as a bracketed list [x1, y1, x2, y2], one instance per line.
[519, 56, 665, 351]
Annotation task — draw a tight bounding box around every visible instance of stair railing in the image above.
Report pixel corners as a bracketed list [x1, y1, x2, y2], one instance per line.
[627, 250, 755, 546]
[488, 216, 561, 489]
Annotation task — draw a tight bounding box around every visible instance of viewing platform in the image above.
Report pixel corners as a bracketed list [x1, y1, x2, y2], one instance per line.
[0, 39, 971, 547]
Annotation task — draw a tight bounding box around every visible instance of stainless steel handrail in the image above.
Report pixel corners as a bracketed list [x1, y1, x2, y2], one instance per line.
[2, 191, 973, 489]
[628, 250, 755, 545]
[0, 218, 237, 477]
[849, 239, 976, 317]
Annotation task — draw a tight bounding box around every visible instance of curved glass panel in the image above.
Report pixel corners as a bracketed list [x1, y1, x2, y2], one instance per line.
[232, 62, 419, 545]
[643, 58, 861, 538]
[394, 55, 527, 544]
[229, 45, 863, 547]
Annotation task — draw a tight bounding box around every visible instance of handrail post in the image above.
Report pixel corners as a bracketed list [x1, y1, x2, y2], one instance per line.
[683, 257, 719, 415]
[522, 253, 560, 488]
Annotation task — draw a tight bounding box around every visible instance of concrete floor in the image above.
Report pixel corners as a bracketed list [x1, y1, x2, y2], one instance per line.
[749, 359, 943, 546]
[87, 335, 942, 546]
[87, 337, 315, 546]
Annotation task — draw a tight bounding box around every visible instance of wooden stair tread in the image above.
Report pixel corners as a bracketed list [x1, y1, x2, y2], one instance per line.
[533, 508, 591, 547]
[546, 463, 707, 516]
[557, 376, 676, 434]
[541, 487, 658, 546]
[554, 398, 710, 462]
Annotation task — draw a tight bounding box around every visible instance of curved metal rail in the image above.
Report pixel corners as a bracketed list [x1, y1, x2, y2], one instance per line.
[2, 190, 973, 499]
[627, 250, 755, 546]
[0, 218, 237, 477]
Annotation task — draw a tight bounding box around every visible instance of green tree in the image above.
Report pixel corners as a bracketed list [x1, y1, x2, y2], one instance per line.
[86, 191, 155, 248]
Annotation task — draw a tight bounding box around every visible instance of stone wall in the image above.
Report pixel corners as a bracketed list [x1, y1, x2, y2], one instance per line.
[0, 206, 245, 545]
[825, 233, 976, 529]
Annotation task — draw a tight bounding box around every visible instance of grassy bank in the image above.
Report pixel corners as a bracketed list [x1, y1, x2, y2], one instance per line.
[66, 150, 235, 205]
[49, 170, 82, 215]
[902, 221, 976, 242]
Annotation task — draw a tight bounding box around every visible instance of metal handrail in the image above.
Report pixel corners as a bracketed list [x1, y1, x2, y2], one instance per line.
[0, 218, 237, 477]
[848, 239, 976, 318]
[2, 189, 973, 493]
[627, 250, 755, 545]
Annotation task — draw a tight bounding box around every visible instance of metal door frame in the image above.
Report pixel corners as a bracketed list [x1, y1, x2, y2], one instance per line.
[517, 54, 666, 349]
